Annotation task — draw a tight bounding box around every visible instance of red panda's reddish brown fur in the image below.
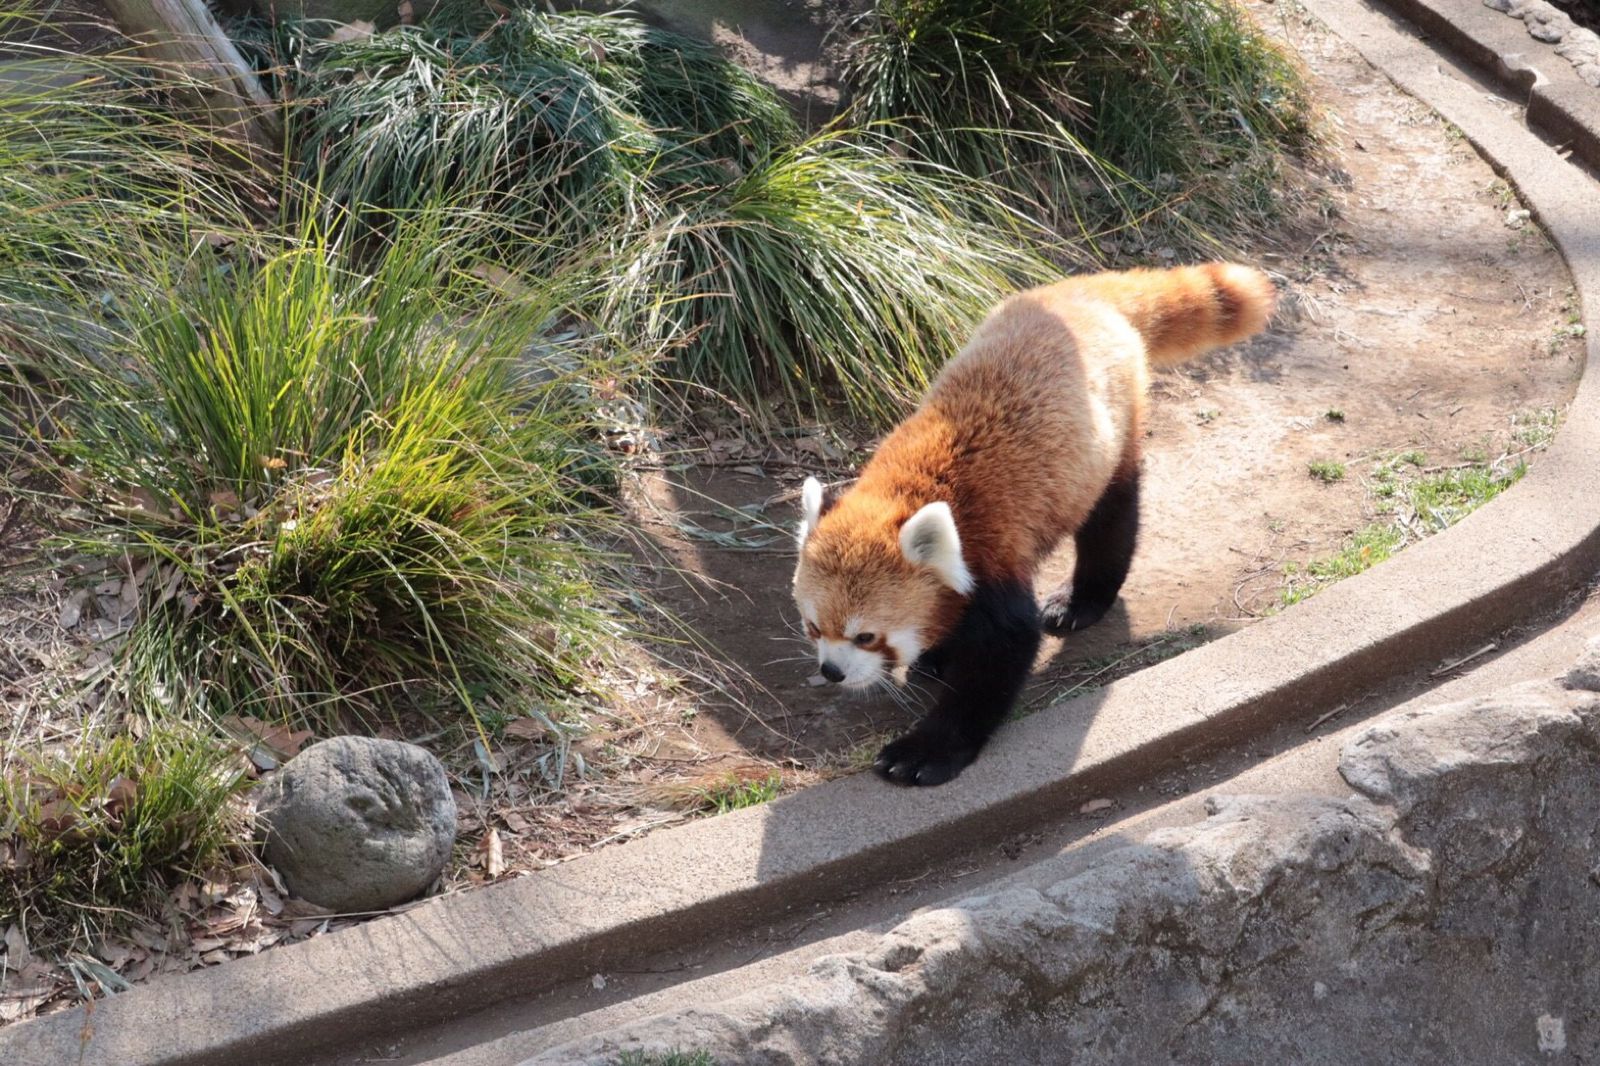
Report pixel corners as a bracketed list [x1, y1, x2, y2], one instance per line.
[791, 263, 1276, 786]
[1059, 262, 1278, 367]
[797, 262, 1276, 649]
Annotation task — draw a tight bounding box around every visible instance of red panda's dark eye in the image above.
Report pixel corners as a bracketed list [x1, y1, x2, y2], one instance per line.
[805, 622, 821, 640]
[854, 632, 876, 647]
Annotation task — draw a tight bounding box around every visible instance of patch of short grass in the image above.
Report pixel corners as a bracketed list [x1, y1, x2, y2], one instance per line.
[1279, 523, 1403, 606]
[613, 1051, 716, 1066]
[1511, 407, 1559, 450]
[0, 727, 248, 948]
[696, 771, 782, 814]
[1324, 408, 1345, 422]
[1408, 461, 1526, 533]
[1308, 459, 1346, 483]
[1280, 414, 1553, 607]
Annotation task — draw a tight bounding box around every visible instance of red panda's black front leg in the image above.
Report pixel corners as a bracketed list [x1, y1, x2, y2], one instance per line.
[874, 580, 1041, 787]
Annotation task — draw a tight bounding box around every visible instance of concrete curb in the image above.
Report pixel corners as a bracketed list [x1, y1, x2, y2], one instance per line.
[1373, 0, 1600, 170]
[4, 4, 1599, 1064]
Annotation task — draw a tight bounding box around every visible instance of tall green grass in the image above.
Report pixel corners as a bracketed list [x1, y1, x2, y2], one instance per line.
[640, 136, 1052, 421]
[259, 9, 1053, 423]
[25, 222, 629, 733]
[289, 10, 797, 257]
[843, 0, 1316, 248]
[0, 2, 270, 449]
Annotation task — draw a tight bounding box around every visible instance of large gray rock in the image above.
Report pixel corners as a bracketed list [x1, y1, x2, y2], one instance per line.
[525, 650, 1600, 1065]
[258, 736, 456, 913]
[1521, 1, 1577, 42]
[1566, 632, 1600, 691]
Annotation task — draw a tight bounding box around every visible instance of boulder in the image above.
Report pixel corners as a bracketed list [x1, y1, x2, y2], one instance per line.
[258, 736, 456, 912]
[1568, 632, 1600, 692]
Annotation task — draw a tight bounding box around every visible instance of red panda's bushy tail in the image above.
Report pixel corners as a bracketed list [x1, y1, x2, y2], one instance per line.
[1067, 262, 1277, 368]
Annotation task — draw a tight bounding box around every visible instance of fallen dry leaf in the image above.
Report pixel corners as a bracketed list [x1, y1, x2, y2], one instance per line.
[255, 880, 285, 917]
[2, 924, 30, 973]
[0, 961, 58, 1022]
[103, 775, 137, 822]
[35, 798, 80, 841]
[502, 717, 549, 741]
[476, 828, 505, 878]
[324, 19, 374, 43]
[218, 715, 313, 770]
[58, 589, 90, 629]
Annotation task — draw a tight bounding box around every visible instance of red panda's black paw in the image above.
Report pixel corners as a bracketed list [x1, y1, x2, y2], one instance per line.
[1040, 588, 1115, 635]
[873, 731, 978, 787]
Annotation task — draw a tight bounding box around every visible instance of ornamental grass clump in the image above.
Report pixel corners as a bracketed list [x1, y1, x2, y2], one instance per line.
[23, 223, 629, 736]
[639, 136, 1055, 422]
[0, 727, 248, 947]
[272, 9, 1054, 423]
[0, 3, 266, 385]
[289, 9, 798, 259]
[843, 0, 1317, 248]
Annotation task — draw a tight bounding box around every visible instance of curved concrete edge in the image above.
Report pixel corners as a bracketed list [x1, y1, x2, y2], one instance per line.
[3, 7, 1599, 1066]
[523, 666, 1600, 1064]
[1370, 0, 1600, 170]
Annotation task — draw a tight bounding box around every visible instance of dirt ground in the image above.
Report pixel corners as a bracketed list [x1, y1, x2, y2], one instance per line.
[594, 1, 1586, 796]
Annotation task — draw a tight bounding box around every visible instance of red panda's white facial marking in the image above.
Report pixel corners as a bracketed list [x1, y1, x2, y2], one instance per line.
[795, 589, 933, 688]
[792, 477, 965, 688]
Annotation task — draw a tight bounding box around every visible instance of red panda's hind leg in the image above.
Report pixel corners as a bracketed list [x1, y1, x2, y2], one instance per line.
[1041, 463, 1141, 634]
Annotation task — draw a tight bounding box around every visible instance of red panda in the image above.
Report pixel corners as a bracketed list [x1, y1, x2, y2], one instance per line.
[792, 263, 1276, 786]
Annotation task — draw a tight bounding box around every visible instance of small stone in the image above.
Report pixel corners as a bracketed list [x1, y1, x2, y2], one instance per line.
[1522, 4, 1575, 42]
[1537, 1013, 1566, 1054]
[57, 589, 89, 630]
[258, 736, 457, 913]
[1078, 798, 1115, 815]
[1565, 634, 1600, 693]
[1313, 980, 1329, 1001]
[1483, 0, 1514, 10]
[1576, 62, 1600, 87]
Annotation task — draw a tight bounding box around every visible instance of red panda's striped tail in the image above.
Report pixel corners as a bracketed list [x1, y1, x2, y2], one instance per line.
[1068, 262, 1277, 368]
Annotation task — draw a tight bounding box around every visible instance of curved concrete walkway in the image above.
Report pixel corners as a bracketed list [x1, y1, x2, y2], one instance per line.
[3, 1, 1599, 1063]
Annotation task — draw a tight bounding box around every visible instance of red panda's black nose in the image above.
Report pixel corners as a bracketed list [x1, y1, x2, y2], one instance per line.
[819, 661, 845, 683]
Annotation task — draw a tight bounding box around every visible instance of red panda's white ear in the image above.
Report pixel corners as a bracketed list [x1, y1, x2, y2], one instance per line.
[900, 502, 975, 595]
[798, 476, 825, 546]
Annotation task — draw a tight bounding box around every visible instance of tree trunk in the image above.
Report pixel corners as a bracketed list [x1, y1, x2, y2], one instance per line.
[101, 0, 279, 158]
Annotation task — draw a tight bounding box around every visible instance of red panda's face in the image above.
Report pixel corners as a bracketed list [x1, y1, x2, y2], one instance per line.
[792, 557, 947, 689]
[792, 478, 972, 688]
